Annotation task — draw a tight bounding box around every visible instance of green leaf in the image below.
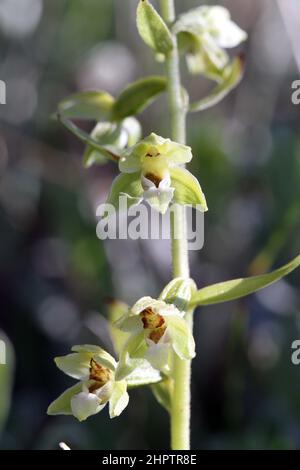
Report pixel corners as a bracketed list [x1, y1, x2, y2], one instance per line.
[0, 332, 14, 432]
[107, 173, 143, 210]
[47, 382, 86, 416]
[58, 91, 114, 121]
[58, 115, 120, 163]
[112, 76, 167, 120]
[159, 277, 196, 311]
[190, 254, 300, 308]
[170, 167, 208, 211]
[125, 359, 162, 388]
[109, 381, 129, 418]
[151, 378, 173, 414]
[189, 56, 245, 113]
[137, 0, 173, 54]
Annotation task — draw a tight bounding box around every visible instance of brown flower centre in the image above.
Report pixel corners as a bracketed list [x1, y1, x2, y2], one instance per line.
[140, 307, 167, 344]
[89, 358, 112, 387]
[144, 172, 162, 188]
[149, 325, 167, 344]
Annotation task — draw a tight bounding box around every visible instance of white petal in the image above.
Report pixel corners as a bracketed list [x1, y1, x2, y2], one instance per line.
[141, 175, 156, 190]
[206, 6, 230, 26]
[159, 304, 183, 318]
[145, 339, 171, 374]
[143, 186, 174, 214]
[215, 21, 247, 48]
[71, 390, 105, 421]
[122, 117, 142, 146]
[158, 175, 171, 189]
[131, 296, 157, 315]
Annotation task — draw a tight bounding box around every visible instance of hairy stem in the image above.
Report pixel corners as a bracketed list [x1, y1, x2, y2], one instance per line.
[160, 0, 192, 451]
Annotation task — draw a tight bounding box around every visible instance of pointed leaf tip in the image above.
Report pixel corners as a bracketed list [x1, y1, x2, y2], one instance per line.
[190, 254, 300, 307]
[137, 0, 173, 54]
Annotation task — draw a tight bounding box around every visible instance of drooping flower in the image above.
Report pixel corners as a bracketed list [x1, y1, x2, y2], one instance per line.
[174, 6, 247, 80]
[107, 133, 207, 214]
[84, 117, 142, 167]
[115, 297, 195, 376]
[47, 345, 129, 421]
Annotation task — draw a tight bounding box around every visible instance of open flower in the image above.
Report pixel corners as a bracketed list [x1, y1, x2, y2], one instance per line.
[174, 6, 247, 80]
[116, 297, 195, 376]
[106, 133, 207, 214]
[47, 345, 129, 421]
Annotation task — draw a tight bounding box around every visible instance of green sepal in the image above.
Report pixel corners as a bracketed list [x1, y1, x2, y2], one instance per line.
[109, 381, 129, 418]
[189, 56, 245, 113]
[106, 173, 143, 210]
[159, 277, 196, 311]
[167, 315, 196, 360]
[116, 332, 147, 381]
[170, 167, 208, 211]
[190, 254, 300, 307]
[47, 381, 92, 416]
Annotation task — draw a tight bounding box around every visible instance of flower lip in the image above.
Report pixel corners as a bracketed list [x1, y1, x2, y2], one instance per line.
[89, 358, 112, 385]
[140, 307, 166, 330]
[143, 172, 162, 188]
[148, 325, 167, 344]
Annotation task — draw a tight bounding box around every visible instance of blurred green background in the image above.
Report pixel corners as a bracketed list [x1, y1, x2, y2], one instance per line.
[0, 0, 300, 450]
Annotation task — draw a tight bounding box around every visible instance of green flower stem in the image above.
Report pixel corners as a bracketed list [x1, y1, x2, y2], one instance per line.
[160, 0, 192, 450]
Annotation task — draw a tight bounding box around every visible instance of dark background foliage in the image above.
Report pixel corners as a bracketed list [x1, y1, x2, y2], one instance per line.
[0, 0, 300, 450]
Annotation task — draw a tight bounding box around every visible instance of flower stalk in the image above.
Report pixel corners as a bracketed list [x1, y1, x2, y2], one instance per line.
[160, 0, 192, 450]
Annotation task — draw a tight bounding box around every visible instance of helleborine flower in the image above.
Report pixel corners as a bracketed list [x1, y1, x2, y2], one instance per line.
[107, 133, 207, 214]
[116, 297, 195, 376]
[84, 117, 142, 167]
[47, 345, 129, 421]
[174, 6, 247, 80]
